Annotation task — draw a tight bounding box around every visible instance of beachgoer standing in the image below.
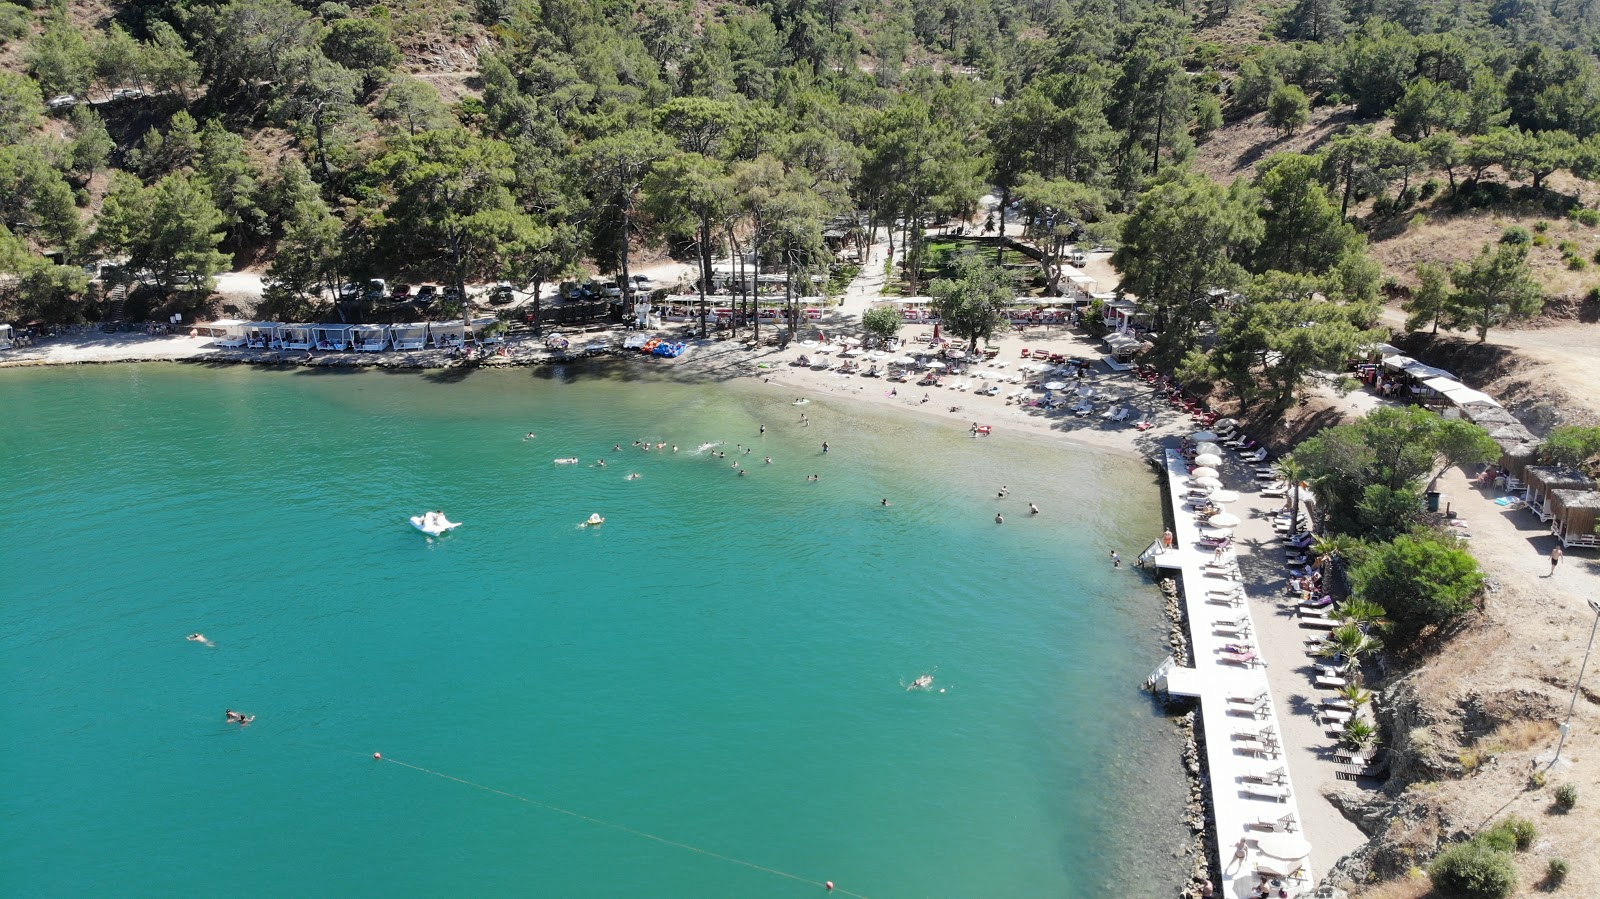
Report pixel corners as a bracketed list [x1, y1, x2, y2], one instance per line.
[759, 424, 766, 435]
[822, 441, 829, 453]
[1110, 550, 1121, 568]
[1550, 546, 1563, 575]
[1029, 503, 1040, 515]
[995, 514, 1004, 524]
[1162, 528, 1174, 549]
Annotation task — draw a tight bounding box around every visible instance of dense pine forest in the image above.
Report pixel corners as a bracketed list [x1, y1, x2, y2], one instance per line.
[2, 0, 1599, 395]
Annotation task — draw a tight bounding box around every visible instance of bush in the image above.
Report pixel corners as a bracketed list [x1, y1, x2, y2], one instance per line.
[1352, 532, 1485, 642]
[1429, 842, 1518, 899]
[1554, 783, 1577, 810]
[1420, 178, 1441, 200]
[1567, 256, 1587, 270]
[1545, 858, 1569, 887]
[1558, 239, 1580, 255]
[1476, 816, 1535, 851]
[1534, 219, 1551, 233]
[1532, 234, 1550, 247]
[1500, 226, 1531, 245]
[1571, 208, 1600, 226]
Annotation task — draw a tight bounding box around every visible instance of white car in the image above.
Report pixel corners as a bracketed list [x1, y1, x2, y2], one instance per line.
[46, 95, 77, 109]
[109, 87, 145, 101]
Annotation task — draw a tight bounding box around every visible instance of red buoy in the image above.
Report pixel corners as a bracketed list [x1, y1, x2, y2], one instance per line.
[373, 752, 382, 760]
[825, 882, 834, 892]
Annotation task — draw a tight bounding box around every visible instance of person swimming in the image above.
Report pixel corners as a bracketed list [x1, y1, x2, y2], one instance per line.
[525, 432, 536, 440]
[187, 633, 213, 646]
[908, 674, 934, 691]
[1029, 503, 1040, 515]
[881, 498, 891, 506]
[597, 459, 606, 467]
[626, 473, 641, 480]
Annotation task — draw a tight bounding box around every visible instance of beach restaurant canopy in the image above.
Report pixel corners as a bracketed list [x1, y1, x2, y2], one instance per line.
[1421, 376, 1501, 408]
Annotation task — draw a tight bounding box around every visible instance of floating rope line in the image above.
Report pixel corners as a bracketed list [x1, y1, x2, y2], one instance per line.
[378, 755, 868, 898]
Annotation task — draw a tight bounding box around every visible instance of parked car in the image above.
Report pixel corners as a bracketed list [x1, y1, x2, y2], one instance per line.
[391, 284, 412, 299]
[108, 87, 145, 101]
[46, 95, 78, 109]
[415, 284, 440, 303]
[489, 282, 516, 304]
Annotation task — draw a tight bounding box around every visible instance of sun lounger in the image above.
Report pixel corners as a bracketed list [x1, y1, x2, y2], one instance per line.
[1315, 675, 1347, 689]
[1220, 650, 1260, 667]
[1207, 593, 1243, 608]
[1242, 782, 1292, 802]
[1320, 697, 1355, 712]
[1241, 765, 1288, 785]
[1214, 621, 1252, 637]
[1300, 618, 1339, 632]
[1228, 691, 1268, 705]
[1250, 813, 1298, 832]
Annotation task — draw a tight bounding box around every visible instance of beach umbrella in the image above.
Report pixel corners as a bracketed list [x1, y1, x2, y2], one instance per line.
[1044, 381, 1067, 391]
[840, 335, 862, 345]
[946, 349, 966, 359]
[1194, 453, 1223, 467]
[801, 339, 818, 347]
[841, 348, 861, 357]
[1215, 418, 1239, 431]
[1196, 442, 1223, 457]
[1208, 512, 1241, 528]
[1256, 833, 1312, 861]
[1192, 430, 1219, 442]
[1191, 476, 1223, 490]
[1190, 466, 1219, 479]
[1211, 490, 1240, 503]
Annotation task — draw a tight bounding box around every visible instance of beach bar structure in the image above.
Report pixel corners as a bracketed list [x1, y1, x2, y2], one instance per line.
[1550, 489, 1600, 548]
[278, 324, 315, 350]
[1522, 466, 1596, 522]
[245, 322, 283, 348]
[313, 324, 352, 351]
[389, 323, 429, 350]
[351, 325, 389, 351]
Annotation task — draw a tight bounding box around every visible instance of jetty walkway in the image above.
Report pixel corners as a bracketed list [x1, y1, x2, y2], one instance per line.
[1149, 448, 1315, 898]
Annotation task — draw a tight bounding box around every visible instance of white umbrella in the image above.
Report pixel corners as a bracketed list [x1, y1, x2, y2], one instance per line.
[1044, 381, 1067, 391]
[1191, 476, 1223, 489]
[1190, 466, 1219, 479]
[945, 349, 966, 359]
[1192, 430, 1219, 442]
[1211, 490, 1240, 503]
[1208, 512, 1241, 528]
[1215, 418, 1239, 431]
[841, 348, 861, 357]
[801, 339, 818, 347]
[1256, 833, 1312, 860]
[926, 360, 947, 369]
[1194, 452, 1223, 467]
[869, 350, 888, 358]
[840, 335, 862, 345]
[1196, 442, 1223, 457]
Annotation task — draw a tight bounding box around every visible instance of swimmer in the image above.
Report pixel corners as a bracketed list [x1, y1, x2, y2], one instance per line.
[187, 633, 213, 646]
[239, 715, 254, 726]
[1110, 550, 1121, 568]
[1029, 503, 1040, 515]
[524, 432, 536, 440]
[671, 445, 678, 452]
[225, 709, 242, 722]
[907, 674, 934, 691]
[614, 444, 623, 452]
[764, 456, 772, 464]
[738, 469, 747, 476]
[995, 513, 1004, 524]
[657, 443, 666, 450]
[744, 448, 752, 455]
[731, 462, 740, 468]
[626, 473, 641, 480]
[881, 498, 891, 506]
[597, 459, 606, 467]
[759, 424, 766, 435]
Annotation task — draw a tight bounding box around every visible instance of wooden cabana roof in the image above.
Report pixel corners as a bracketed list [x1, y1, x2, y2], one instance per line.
[1551, 488, 1600, 536]
[1524, 466, 1596, 495]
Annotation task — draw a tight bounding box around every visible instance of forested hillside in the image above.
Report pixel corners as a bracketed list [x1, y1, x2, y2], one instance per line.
[2, 0, 1599, 407]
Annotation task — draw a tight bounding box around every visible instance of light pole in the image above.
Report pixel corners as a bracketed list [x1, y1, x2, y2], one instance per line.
[1550, 597, 1600, 769]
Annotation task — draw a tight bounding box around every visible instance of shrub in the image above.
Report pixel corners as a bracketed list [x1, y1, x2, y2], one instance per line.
[1534, 219, 1551, 233]
[1554, 783, 1577, 810]
[1545, 858, 1569, 887]
[1477, 816, 1535, 851]
[1532, 234, 1550, 247]
[1429, 841, 1518, 899]
[1571, 208, 1600, 226]
[1420, 178, 1441, 200]
[1409, 213, 1428, 231]
[1593, 248, 1600, 264]
[1567, 256, 1587, 270]
[1500, 226, 1531, 245]
[1558, 239, 1580, 255]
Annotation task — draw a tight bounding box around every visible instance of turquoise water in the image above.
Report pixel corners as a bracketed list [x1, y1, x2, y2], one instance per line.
[0, 363, 1188, 897]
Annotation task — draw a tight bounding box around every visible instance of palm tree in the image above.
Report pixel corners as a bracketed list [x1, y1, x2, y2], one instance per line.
[1342, 718, 1378, 752]
[1275, 455, 1308, 535]
[1335, 682, 1374, 709]
[1337, 598, 1389, 633]
[1318, 623, 1380, 672]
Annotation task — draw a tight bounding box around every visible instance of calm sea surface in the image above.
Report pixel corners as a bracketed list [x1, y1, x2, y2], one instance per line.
[0, 362, 1187, 897]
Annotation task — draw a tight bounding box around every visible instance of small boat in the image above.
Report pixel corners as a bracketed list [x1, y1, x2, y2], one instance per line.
[410, 512, 461, 536]
[908, 674, 934, 691]
[554, 457, 580, 464]
[580, 513, 605, 527]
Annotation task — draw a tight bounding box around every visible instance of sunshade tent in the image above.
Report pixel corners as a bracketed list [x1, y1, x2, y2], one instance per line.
[1256, 833, 1312, 860]
[1192, 430, 1219, 442]
[1196, 442, 1223, 457]
[1194, 453, 1223, 467]
[1044, 381, 1067, 390]
[1191, 476, 1224, 489]
[1207, 512, 1241, 528]
[1190, 467, 1220, 479]
[1211, 490, 1240, 503]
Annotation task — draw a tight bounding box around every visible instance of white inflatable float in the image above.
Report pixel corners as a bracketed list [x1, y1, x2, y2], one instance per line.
[410, 512, 462, 536]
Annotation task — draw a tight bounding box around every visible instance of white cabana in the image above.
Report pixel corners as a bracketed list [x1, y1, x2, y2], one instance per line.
[1402, 360, 1454, 380]
[390, 323, 429, 350]
[0, 323, 13, 348]
[428, 321, 466, 348]
[350, 325, 389, 352]
[210, 320, 249, 347]
[245, 322, 284, 348]
[278, 324, 315, 350]
[313, 324, 352, 351]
